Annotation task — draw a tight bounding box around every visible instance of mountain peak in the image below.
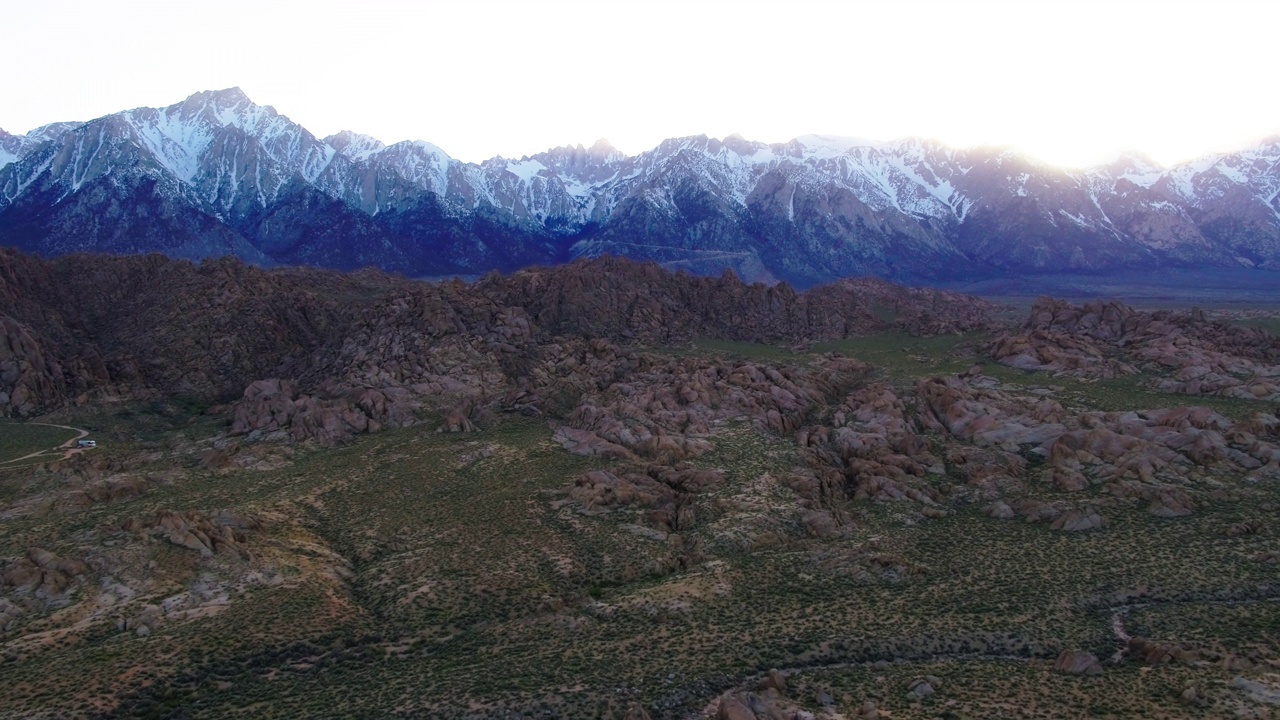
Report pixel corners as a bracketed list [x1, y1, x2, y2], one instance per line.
[1100, 151, 1164, 180]
[1114, 150, 1161, 167]
[720, 133, 761, 155]
[326, 130, 386, 161]
[1249, 134, 1280, 153]
[172, 87, 274, 125]
[792, 134, 883, 152]
[586, 138, 625, 162]
[193, 87, 253, 105]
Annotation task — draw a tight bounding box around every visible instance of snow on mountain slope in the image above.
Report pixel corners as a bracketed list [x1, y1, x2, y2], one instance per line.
[1165, 139, 1280, 209]
[0, 122, 86, 171]
[325, 130, 386, 162]
[2, 87, 345, 221]
[375, 140, 452, 196]
[0, 130, 20, 169]
[4, 88, 1280, 280]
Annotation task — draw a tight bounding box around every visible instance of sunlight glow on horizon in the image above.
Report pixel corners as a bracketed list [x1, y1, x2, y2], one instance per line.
[2, 0, 1277, 169]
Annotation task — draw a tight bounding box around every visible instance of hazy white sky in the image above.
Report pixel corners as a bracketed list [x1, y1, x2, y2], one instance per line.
[2, 0, 1276, 167]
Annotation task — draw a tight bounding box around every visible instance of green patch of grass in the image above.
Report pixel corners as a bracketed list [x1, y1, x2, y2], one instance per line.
[641, 337, 801, 363]
[971, 364, 1272, 421]
[1235, 316, 1280, 336]
[0, 421, 79, 464]
[813, 332, 982, 379]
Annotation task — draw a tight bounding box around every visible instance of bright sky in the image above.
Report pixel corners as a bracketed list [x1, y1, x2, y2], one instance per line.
[2, 0, 1276, 168]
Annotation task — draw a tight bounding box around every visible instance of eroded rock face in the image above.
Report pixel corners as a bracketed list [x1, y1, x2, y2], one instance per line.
[561, 353, 869, 462]
[716, 695, 759, 720]
[553, 426, 633, 460]
[1051, 507, 1107, 533]
[918, 374, 1068, 450]
[712, 690, 797, 720]
[0, 546, 93, 634]
[912, 371, 1280, 516]
[1, 547, 87, 597]
[548, 350, 1280, 573]
[988, 329, 1137, 378]
[1, 247, 994, 428]
[0, 313, 109, 416]
[122, 510, 262, 559]
[1054, 649, 1104, 676]
[229, 378, 396, 446]
[0, 249, 371, 415]
[539, 341, 1269, 567]
[223, 267, 917, 445]
[568, 465, 724, 538]
[798, 383, 946, 506]
[906, 675, 940, 700]
[1127, 636, 1196, 665]
[990, 297, 1280, 401]
[478, 257, 997, 344]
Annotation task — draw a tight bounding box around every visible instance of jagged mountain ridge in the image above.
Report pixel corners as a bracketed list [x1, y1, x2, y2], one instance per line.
[2, 88, 1279, 285]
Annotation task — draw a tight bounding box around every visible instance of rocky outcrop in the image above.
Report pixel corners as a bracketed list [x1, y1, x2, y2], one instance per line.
[0, 249, 377, 415]
[560, 353, 868, 462]
[568, 466, 724, 537]
[917, 373, 1068, 450]
[798, 383, 947, 506]
[0, 313, 109, 416]
[912, 370, 1280, 516]
[712, 690, 799, 720]
[991, 297, 1280, 401]
[906, 675, 941, 700]
[1, 547, 87, 597]
[122, 510, 262, 559]
[1050, 507, 1107, 532]
[229, 378, 406, 446]
[553, 426, 633, 460]
[482, 258, 996, 343]
[988, 329, 1136, 378]
[1053, 650, 1104, 676]
[1, 248, 995, 425]
[1126, 636, 1195, 665]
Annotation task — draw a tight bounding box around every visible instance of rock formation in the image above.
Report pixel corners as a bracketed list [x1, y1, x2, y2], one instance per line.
[1053, 649, 1105, 676]
[991, 297, 1280, 401]
[0, 249, 994, 421]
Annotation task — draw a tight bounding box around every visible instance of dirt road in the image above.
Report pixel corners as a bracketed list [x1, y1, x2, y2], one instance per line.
[0, 423, 92, 466]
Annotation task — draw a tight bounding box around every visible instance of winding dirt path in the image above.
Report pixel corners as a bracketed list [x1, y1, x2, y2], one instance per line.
[692, 594, 1280, 718]
[1108, 605, 1138, 662]
[0, 423, 92, 467]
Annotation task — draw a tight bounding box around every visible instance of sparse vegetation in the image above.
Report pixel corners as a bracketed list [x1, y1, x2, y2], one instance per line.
[0, 422, 78, 464]
[2, 262, 1279, 719]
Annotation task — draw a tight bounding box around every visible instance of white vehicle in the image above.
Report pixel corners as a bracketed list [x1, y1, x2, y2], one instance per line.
[77, 439, 96, 448]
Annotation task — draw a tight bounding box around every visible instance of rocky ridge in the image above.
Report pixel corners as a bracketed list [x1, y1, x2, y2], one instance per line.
[0, 249, 993, 424]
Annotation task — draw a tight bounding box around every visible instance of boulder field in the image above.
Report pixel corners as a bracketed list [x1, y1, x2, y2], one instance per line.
[990, 297, 1280, 401]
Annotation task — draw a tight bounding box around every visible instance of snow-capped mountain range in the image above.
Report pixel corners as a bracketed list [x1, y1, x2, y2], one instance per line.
[2, 88, 1278, 285]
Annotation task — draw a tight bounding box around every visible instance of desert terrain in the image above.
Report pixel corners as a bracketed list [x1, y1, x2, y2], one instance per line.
[2, 250, 1279, 719]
